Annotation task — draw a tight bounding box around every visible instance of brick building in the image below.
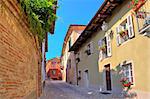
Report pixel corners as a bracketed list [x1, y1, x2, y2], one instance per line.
[0, 0, 56, 99]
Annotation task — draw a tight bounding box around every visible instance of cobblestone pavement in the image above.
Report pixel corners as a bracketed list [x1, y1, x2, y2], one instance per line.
[40, 80, 124, 99]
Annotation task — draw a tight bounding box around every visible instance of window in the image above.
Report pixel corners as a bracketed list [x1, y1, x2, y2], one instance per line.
[75, 52, 81, 63]
[122, 63, 134, 84]
[51, 61, 56, 67]
[69, 38, 72, 49]
[51, 70, 56, 75]
[85, 42, 94, 56]
[98, 34, 112, 61]
[135, 0, 150, 34]
[67, 59, 71, 69]
[116, 15, 134, 46]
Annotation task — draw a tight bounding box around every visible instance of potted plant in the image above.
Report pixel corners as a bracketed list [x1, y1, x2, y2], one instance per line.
[100, 44, 106, 52]
[120, 77, 132, 97]
[128, 0, 146, 11]
[119, 29, 128, 38]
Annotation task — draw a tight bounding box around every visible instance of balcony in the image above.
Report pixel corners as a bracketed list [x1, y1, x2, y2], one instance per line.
[135, 0, 150, 36]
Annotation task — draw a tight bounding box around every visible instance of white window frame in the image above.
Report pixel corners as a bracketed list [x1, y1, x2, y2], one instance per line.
[127, 15, 134, 38]
[121, 61, 135, 86]
[106, 34, 112, 57]
[135, 2, 150, 35]
[98, 33, 112, 61]
[116, 14, 134, 46]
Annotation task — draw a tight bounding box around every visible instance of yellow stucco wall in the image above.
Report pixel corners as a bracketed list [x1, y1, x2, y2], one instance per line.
[98, 0, 150, 93]
[76, 0, 150, 94]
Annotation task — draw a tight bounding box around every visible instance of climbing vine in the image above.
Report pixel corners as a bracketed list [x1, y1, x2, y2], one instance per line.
[19, 0, 57, 41]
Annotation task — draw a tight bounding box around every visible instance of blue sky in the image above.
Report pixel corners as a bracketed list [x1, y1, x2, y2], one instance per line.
[46, 0, 103, 60]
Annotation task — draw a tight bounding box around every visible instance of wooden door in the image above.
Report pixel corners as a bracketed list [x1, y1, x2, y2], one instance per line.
[105, 64, 112, 91]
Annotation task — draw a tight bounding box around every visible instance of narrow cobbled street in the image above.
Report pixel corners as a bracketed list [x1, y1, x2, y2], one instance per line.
[40, 80, 121, 99]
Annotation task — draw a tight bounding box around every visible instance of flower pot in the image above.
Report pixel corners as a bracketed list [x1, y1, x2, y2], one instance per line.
[120, 30, 128, 39]
[133, 0, 145, 11]
[100, 47, 106, 52]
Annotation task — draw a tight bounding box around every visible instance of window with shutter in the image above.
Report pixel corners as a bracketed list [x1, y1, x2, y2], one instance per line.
[127, 15, 134, 38]
[116, 15, 135, 46]
[98, 39, 103, 61]
[85, 42, 94, 56]
[116, 26, 121, 46]
[99, 50, 103, 61]
[106, 35, 112, 57]
[86, 44, 91, 55]
[98, 34, 111, 60]
[75, 52, 80, 63]
[122, 63, 134, 84]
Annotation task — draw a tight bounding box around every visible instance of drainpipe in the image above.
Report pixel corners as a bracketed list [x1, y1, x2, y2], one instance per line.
[76, 62, 78, 85]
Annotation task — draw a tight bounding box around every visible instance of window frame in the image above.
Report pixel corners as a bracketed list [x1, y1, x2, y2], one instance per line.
[68, 59, 71, 69]
[121, 62, 135, 85]
[69, 38, 72, 49]
[75, 52, 81, 63]
[116, 15, 134, 46]
[51, 70, 56, 75]
[98, 33, 112, 61]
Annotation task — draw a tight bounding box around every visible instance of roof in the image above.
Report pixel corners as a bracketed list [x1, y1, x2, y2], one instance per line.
[61, 25, 86, 56]
[69, 0, 124, 52]
[47, 57, 61, 62]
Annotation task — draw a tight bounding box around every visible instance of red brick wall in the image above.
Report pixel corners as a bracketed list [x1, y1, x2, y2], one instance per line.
[0, 0, 42, 99]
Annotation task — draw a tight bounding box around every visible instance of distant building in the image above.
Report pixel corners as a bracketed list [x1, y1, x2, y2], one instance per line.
[61, 25, 86, 83]
[46, 57, 62, 80]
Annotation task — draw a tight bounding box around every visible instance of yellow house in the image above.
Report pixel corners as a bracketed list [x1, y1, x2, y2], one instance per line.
[70, 0, 150, 98]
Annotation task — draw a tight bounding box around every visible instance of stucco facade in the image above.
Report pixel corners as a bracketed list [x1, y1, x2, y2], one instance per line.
[66, 30, 82, 84]
[61, 25, 86, 83]
[70, 0, 150, 98]
[98, 0, 150, 98]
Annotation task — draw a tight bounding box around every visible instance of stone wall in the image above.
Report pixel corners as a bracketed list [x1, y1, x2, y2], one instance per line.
[0, 0, 42, 99]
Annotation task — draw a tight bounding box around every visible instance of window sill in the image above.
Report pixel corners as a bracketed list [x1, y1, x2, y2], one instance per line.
[139, 24, 150, 34]
[99, 56, 111, 62]
[117, 36, 135, 47]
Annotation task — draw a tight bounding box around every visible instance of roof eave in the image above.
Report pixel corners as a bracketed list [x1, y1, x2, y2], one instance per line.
[69, 0, 124, 52]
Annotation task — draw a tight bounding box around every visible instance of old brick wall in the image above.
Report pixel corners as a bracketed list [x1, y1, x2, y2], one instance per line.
[0, 0, 42, 99]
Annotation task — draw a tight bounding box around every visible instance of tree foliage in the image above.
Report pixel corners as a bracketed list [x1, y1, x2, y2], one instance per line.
[19, 0, 57, 41]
